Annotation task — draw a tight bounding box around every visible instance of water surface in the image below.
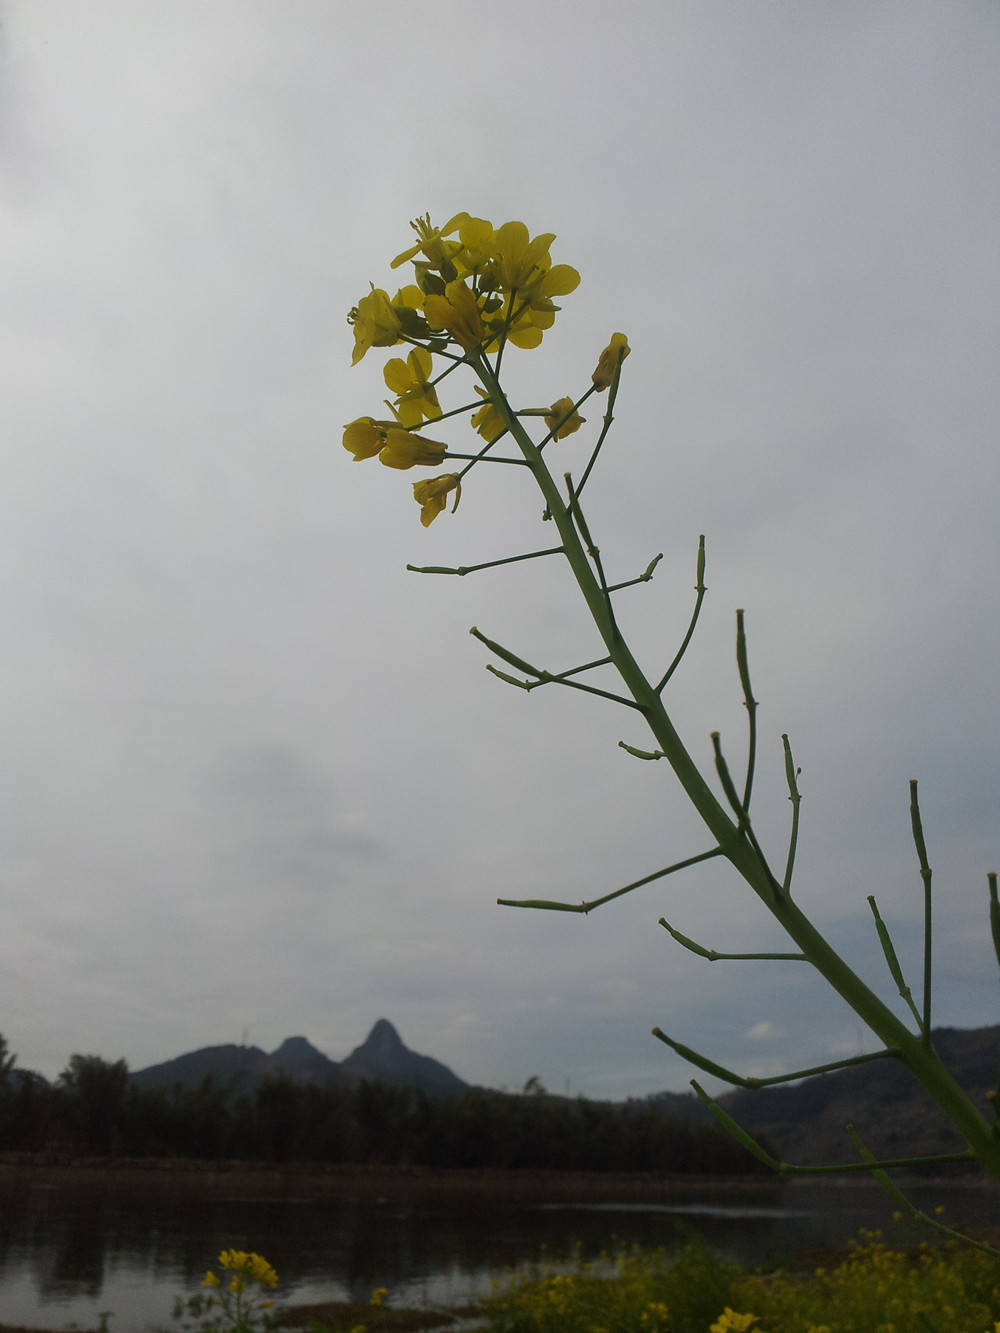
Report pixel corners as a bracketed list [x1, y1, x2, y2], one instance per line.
[0, 1167, 995, 1333]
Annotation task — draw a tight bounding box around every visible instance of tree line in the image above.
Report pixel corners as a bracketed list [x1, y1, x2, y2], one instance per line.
[0, 1037, 769, 1174]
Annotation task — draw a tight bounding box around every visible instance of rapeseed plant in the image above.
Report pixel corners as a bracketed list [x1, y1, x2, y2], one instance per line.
[197, 1249, 278, 1333]
[344, 210, 1000, 1224]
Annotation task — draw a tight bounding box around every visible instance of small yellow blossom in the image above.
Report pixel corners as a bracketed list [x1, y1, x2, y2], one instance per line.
[343, 417, 394, 461]
[413, 473, 461, 526]
[370, 1287, 389, 1307]
[478, 221, 580, 349]
[423, 278, 485, 350]
[592, 332, 631, 389]
[544, 397, 586, 440]
[391, 212, 472, 270]
[470, 386, 506, 442]
[378, 428, 448, 470]
[710, 1310, 758, 1333]
[489, 219, 557, 293]
[383, 346, 440, 427]
[202, 1271, 220, 1287]
[348, 286, 402, 365]
[216, 1248, 279, 1289]
[247, 1254, 279, 1288]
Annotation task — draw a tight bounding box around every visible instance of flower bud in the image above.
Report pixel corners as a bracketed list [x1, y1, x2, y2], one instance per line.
[592, 333, 630, 390]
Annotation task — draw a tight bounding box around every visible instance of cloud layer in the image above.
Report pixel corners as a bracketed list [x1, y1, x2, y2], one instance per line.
[2, 2, 999, 1101]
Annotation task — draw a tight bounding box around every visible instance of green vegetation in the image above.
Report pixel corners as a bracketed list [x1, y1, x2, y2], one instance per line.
[482, 1233, 1000, 1333]
[0, 1040, 768, 1172]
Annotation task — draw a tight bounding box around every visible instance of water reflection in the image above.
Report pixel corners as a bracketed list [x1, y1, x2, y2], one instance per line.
[0, 1169, 995, 1333]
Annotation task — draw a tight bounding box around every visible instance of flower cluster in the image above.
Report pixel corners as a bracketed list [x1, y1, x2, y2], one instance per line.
[348, 211, 581, 366]
[202, 1249, 278, 1331]
[345, 212, 628, 524]
[710, 1309, 760, 1333]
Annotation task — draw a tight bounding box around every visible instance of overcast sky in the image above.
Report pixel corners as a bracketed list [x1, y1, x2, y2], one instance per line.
[2, 2, 999, 1105]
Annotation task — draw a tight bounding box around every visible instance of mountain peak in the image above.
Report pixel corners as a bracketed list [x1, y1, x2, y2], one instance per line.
[272, 1035, 325, 1060]
[361, 1019, 404, 1055]
[342, 1019, 466, 1094]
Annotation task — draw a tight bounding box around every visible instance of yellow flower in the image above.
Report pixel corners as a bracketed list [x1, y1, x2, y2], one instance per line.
[544, 397, 586, 440]
[348, 286, 402, 365]
[453, 215, 497, 273]
[343, 417, 394, 461]
[370, 1287, 389, 1307]
[592, 332, 630, 390]
[423, 278, 485, 350]
[413, 473, 461, 526]
[383, 347, 440, 427]
[489, 219, 557, 293]
[470, 386, 506, 442]
[215, 1248, 278, 1288]
[378, 427, 448, 470]
[710, 1310, 758, 1333]
[202, 1271, 220, 1287]
[480, 221, 580, 349]
[248, 1254, 279, 1288]
[391, 212, 472, 270]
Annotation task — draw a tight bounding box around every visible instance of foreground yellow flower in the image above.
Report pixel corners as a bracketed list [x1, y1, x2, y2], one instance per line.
[592, 332, 631, 389]
[348, 286, 402, 365]
[378, 428, 448, 470]
[343, 417, 392, 461]
[710, 1310, 758, 1333]
[470, 386, 506, 442]
[413, 473, 461, 525]
[383, 346, 440, 427]
[544, 397, 586, 439]
[391, 212, 472, 270]
[424, 278, 485, 350]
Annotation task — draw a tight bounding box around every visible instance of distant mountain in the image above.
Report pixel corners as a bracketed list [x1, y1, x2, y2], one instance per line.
[648, 1024, 1000, 1168]
[130, 1021, 467, 1097]
[341, 1018, 467, 1094]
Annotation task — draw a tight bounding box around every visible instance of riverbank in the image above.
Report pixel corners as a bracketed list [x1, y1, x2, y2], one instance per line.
[0, 1154, 791, 1200]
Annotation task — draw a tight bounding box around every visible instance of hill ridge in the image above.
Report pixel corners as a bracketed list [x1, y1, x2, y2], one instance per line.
[129, 1021, 468, 1097]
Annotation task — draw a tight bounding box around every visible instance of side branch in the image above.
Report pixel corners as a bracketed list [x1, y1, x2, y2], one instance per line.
[735, 609, 758, 811]
[606, 552, 663, 593]
[909, 779, 934, 1046]
[868, 895, 924, 1032]
[691, 1080, 974, 1176]
[472, 627, 641, 708]
[653, 1031, 900, 1090]
[408, 546, 563, 576]
[711, 732, 782, 903]
[565, 475, 620, 641]
[781, 734, 802, 894]
[658, 916, 806, 962]
[498, 847, 725, 913]
[574, 342, 627, 497]
[656, 536, 707, 693]
[847, 1125, 1000, 1255]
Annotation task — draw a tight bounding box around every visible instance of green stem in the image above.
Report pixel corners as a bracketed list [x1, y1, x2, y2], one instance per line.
[471, 350, 1000, 1183]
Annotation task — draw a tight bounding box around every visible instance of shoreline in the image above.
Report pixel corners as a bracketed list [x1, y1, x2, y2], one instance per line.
[0, 1154, 788, 1198]
[1, 1154, 991, 1197]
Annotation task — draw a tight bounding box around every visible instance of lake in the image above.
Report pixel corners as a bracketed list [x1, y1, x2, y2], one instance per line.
[0, 1163, 997, 1333]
